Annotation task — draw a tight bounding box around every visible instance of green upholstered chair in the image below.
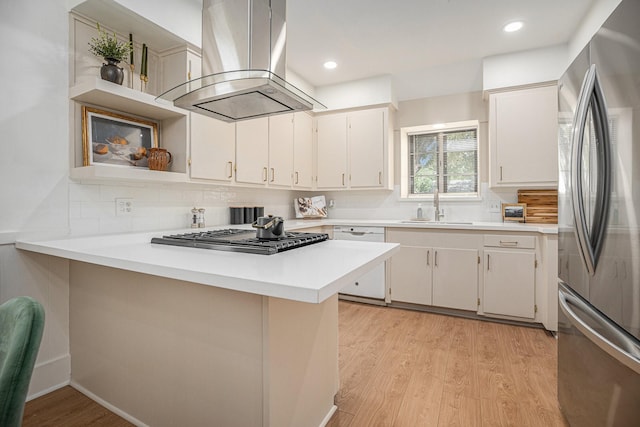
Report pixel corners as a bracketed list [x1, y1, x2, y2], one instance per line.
[0, 296, 45, 427]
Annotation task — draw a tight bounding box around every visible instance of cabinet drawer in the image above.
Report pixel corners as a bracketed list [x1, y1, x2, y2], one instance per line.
[483, 234, 535, 249]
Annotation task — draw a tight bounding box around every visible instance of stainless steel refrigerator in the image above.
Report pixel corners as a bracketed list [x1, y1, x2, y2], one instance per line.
[557, 1, 640, 425]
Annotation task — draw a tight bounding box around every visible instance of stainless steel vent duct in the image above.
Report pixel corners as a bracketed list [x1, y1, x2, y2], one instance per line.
[157, 0, 325, 122]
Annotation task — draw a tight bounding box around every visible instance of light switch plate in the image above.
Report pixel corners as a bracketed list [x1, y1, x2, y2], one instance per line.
[488, 200, 501, 213]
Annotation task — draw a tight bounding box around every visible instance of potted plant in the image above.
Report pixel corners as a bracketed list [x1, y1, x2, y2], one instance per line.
[88, 23, 132, 85]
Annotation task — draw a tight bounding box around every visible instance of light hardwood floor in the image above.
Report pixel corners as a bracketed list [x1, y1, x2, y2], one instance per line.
[22, 386, 133, 426]
[23, 301, 567, 426]
[328, 301, 567, 427]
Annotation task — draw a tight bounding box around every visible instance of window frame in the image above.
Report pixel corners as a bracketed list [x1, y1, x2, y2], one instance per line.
[400, 120, 481, 200]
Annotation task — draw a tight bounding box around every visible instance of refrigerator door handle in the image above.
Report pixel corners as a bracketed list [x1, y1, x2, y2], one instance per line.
[559, 282, 640, 375]
[570, 64, 612, 275]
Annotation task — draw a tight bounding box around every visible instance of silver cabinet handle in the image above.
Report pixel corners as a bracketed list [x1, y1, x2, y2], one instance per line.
[559, 282, 640, 374]
[227, 161, 233, 179]
[263, 167, 268, 182]
[487, 254, 490, 271]
[500, 166, 503, 181]
[342, 173, 345, 186]
[270, 167, 275, 182]
[434, 250, 438, 267]
[295, 171, 299, 185]
[499, 240, 518, 246]
[426, 250, 430, 266]
[378, 171, 382, 185]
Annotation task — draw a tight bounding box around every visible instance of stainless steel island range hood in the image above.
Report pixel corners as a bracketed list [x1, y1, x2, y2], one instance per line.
[157, 0, 325, 122]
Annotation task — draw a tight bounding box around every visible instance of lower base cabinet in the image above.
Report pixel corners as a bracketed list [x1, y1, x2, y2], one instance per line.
[483, 248, 536, 319]
[482, 234, 537, 319]
[432, 247, 479, 311]
[387, 229, 480, 312]
[389, 245, 432, 305]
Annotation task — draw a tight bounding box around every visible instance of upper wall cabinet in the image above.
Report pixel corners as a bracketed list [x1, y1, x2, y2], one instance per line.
[316, 114, 348, 189]
[488, 85, 558, 188]
[268, 114, 295, 188]
[189, 113, 236, 183]
[293, 112, 314, 189]
[315, 107, 393, 190]
[236, 118, 269, 186]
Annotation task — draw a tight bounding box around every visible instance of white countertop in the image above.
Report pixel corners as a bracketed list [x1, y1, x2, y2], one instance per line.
[15, 228, 399, 304]
[286, 218, 558, 234]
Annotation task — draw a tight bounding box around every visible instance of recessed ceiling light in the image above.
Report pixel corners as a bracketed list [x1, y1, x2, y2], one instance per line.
[323, 61, 337, 70]
[503, 21, 523, 33]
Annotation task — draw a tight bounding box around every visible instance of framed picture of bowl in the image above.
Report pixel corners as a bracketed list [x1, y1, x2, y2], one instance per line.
[81, 106, 158, 168]
[502, 202, 526, 222]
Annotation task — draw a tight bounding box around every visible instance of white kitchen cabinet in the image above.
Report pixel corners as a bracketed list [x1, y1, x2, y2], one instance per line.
[482, 235, 536, 319]
[432, 248, 479, 311]
[189, 113, 235, 182]
[315, 107, 391, 190]
[349, 109, 385, 188]
[489, 85, 558, 188]
[160, 46, 201, 94]
[293, 112, 314, 189]
[388, 246, 432, 305]
[316, 113, 348, 189]
[268, 114, 294, 188]
[236, 117, 269, 185]
[387, 229, 480, 311]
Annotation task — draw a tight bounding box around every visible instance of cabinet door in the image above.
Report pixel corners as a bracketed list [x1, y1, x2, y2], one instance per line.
[236, 117, 268, 185]
[389, 246, 432, 305]
[349, 109, 385, 188]
[483, 249, 536, 318]
[293, 112, 314, 189]
[432, 248, 478, 311]
[190, 113, 235, 182]
[490, 85, 558, 187]
[316, 114, 348, 189]
[268, 114, 294, 188]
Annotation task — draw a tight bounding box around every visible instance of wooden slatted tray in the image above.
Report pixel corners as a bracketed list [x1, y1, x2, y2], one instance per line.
[518, 189, 558, 224]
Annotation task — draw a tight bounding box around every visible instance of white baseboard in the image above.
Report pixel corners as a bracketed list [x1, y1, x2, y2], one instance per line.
[319, 405, 338, 427]
[69, 381, 336, 427]
[70, 382, 149, 427]
[27, 354, 71, 400]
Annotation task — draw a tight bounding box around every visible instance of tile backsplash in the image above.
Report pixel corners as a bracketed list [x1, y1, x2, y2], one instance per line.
[69, 181, 297, 236]
[297, 183, 518, 223]
[69, 181, 518, 236]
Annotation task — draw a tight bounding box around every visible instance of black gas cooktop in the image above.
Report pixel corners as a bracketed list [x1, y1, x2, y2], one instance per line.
[151, 229, 329, 255]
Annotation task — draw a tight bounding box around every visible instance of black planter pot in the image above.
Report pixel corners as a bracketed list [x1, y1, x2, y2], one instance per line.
[100, 58, 124, 85]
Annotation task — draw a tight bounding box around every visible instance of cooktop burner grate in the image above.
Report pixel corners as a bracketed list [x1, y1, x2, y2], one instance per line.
[151, 229, 329, 255]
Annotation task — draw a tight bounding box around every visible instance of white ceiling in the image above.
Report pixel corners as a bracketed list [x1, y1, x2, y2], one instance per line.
[286, 0, 597, 100]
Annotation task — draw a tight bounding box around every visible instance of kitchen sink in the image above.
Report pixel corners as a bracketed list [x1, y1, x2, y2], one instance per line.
[400, 220, 474, 225]
[433, 221, 474, 225]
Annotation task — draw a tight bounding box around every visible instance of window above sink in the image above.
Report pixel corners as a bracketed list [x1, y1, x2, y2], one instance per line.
[400, 120, 480, 201]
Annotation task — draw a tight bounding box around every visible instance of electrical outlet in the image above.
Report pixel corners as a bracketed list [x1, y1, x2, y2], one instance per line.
[116, 198, 133, 216]
[488, 200, 501, 213]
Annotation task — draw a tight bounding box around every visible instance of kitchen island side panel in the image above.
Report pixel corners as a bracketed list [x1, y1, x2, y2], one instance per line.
[69, 261, 266, 427]
[264, 294, 339, 427]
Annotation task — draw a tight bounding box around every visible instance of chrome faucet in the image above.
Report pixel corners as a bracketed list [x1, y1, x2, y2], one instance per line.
[433, 188, 444, 221]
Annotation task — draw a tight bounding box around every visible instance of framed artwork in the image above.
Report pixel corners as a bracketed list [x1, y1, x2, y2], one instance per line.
[82, 106, 158, 167]
[502, 203, 526, 222]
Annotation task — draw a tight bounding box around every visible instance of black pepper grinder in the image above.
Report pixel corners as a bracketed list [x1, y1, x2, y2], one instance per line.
[191, 207, 199, 228]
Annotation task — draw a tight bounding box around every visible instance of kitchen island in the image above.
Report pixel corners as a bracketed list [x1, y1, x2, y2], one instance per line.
[16, 229, 399, 427]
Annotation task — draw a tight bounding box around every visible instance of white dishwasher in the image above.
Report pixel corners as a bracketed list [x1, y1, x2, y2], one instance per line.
[333, 226, 386, 300]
